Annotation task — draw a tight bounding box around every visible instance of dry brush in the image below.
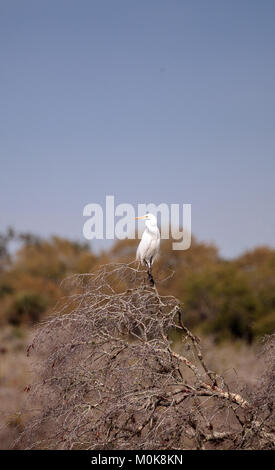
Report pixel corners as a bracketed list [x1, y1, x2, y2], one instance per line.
[16, 264, 274, 450]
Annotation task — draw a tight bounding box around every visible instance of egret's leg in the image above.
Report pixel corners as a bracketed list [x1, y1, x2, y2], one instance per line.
[144, 260, 150, 282]
[147, 257, 155, 287]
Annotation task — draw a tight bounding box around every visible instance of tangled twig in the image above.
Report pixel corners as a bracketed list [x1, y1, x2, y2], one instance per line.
[15, 264, 274, 450]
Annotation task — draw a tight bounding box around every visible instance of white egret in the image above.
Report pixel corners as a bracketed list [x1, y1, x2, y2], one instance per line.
[135, 213, 160, 285]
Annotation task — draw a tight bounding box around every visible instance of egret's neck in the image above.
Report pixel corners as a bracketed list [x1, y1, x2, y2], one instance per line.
[145, 221, 159, 235]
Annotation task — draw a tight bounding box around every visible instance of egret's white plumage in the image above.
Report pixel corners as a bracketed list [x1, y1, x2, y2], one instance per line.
[136, 213, 160, 268]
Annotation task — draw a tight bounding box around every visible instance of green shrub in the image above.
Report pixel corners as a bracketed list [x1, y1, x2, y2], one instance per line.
[0, 282, 13, 298]
[183, 263, 262, 342]
[7, 292, 48, 325]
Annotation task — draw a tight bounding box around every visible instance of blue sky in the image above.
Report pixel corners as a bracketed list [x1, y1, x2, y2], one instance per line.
[1, 0, 274, 257]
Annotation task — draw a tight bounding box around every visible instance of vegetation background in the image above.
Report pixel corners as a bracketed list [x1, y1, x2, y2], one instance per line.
[0, 228, 274, 448]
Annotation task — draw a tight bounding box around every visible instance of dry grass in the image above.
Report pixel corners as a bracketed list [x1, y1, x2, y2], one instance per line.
[0, 326, 35, 448]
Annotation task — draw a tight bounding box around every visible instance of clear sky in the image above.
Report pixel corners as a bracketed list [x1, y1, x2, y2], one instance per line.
[1, 0, 274, 257]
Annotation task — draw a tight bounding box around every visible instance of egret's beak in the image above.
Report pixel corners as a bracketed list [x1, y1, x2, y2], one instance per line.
[135, 215, 147, 220]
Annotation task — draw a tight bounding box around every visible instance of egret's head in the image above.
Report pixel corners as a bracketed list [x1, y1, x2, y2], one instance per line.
[135, 213, 157, 226]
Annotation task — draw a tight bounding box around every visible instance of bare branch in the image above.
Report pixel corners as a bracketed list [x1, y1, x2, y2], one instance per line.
[15, 264, 275, 450]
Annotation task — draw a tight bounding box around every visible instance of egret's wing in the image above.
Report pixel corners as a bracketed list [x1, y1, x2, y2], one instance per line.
[136, 230, 152, 262]
[152, 237, 160, 262]
[147, 238, 160, 262]
[149, 228, 160, 259]
[137, 230, 160, 264]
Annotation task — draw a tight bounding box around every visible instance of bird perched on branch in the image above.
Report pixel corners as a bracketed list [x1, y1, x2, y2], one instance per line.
[135, 213, 160, 286]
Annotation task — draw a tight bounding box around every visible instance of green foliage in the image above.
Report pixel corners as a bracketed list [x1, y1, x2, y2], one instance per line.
[14, 236, 96, 280]
[0, 230, 274, 341]
[252, 311, 275, 337]
[0, 282, 14, 298]
[0, 233, 99, 326]
[182, 264, 261, 341]
[7, 292, 48, 325]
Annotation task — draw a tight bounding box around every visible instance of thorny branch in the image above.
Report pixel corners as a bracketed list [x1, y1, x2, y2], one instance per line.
[15, 263, 274, 450]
